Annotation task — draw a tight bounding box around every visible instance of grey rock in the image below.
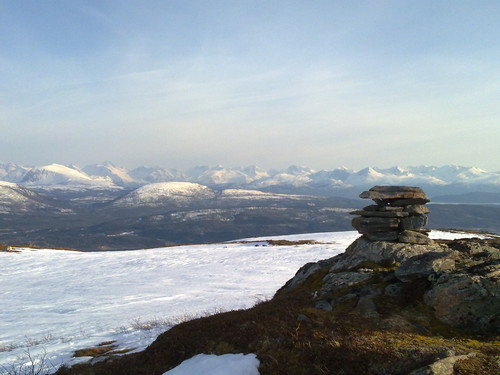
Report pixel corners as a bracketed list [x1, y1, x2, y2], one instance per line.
[424, 272, 500, 332]
[279, 262, 322, 291]
[314, 300, 333, 311]
[398, 230, 434, 245]
[363, 231, 399, 242]
[331, 237, 447, 271]
[354, 287, 381, 317]
[352, 216, 400, 232]
[404, 205, 431, 215]
[384, 282, 405, 297]
[297, 313, 310, 321]
[409, 353, 476, 375]
[401, 215, 428, 230]
[350, 209, 409, 218]
[386, 197, 430, 206]
[359, 186, 427, 200]
[363, 205, 404, 212]
[395, 251, 457, 282]
[320, 271, 373, 294]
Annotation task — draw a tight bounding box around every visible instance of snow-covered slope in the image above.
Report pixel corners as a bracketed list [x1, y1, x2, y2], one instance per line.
[129, 166, 186, 184]
[112, 182, 217, 207]
[250, 172, 313, 188]
[0, 162, 30, 182]
[0, 181, 55, 213]
[21, 164, 116, 188]
[219, 189, 305, 201]
[194, 165, 255, 185]
[83, 162, 136, 186]
[0, 230, 491, 374]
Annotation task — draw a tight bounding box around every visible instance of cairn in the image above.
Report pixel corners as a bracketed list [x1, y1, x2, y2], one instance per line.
[351, 186, 433, 244]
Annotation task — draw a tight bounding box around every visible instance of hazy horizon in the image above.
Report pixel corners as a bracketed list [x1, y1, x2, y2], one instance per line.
[2, 160, 499, 175]
[1, 1, 499, 171]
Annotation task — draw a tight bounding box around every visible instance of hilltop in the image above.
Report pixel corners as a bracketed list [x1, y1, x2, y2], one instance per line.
[52, 232, 499, 375]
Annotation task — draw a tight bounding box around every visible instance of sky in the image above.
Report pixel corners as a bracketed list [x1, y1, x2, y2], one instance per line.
[1, 1, 499, 171]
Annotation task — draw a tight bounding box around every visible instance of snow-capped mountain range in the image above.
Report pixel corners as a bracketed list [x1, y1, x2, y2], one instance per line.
[0, 162, 498, 193]
[1, 162, 499, 250]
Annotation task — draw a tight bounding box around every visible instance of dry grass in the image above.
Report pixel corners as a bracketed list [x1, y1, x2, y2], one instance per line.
[73, 345, 118, 358]
[0, 243, 81, 252]
[72, 341, 134, 358]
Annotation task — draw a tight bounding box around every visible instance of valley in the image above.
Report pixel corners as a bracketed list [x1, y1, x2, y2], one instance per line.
[0, 163, 498, 250]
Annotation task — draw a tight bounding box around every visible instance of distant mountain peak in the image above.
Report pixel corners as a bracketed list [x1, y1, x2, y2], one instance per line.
[1, 162, 498, 194]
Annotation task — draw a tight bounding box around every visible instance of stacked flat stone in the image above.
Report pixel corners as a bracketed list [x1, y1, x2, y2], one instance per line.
[351, 186, 433, 244]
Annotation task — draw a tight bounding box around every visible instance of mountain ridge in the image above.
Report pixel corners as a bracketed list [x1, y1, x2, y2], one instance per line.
[1, 163, 498, 195]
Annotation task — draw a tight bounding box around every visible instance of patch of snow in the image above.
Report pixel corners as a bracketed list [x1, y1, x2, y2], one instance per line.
[162, 353, 260, 375]
[250, 173, 312, 188]
[83, 162, 136, 186]
[0, 180, 19, 188]
[428, 230, 495, 240]
[196, 166, 254, 185]
[219, 189, 306, 201]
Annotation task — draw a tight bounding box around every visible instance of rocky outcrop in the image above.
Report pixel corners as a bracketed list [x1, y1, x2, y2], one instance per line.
[280, 235, 500, 334]
[352, 186, 432, 243]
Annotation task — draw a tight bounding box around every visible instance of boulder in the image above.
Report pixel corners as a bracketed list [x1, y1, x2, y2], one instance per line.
[353, 287, 381, 317]
[395, 251, 457, 282]
[398, 230, 434, 245]
[320, 271, 373, 295]
[401, 215, 428, 230]
[278, 234, 499, 335]
[424, 272, 500, 332]
[331, 237, 447, 271]
[409, 353, 476, 375]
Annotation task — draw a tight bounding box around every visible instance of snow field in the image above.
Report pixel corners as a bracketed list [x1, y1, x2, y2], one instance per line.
[0, 230, 490, 373]
[0, 231, 358, 372]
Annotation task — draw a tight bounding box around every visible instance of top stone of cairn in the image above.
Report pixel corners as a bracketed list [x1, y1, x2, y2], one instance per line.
[359, 186, 428, 202]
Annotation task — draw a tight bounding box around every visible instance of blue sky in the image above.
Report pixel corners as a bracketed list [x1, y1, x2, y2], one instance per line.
[1, 1, 499, 170]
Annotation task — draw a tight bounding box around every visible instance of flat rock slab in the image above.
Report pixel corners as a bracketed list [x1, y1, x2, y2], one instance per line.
[364, 231, 399, 241]
[404, 205, 431, 215]
[352, 217, 401, 236]
[350, 210, 409, 218]
[363, 205, 404, 212]
[360, 186, 427, 200]
[382, 198, 430, 206]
